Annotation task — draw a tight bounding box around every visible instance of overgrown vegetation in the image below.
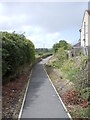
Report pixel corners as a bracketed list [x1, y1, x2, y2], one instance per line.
[61, 55, 88, 83]
[45, 40, 89, 118]
[2, 32, 35, 84]
[52, 47, 68, 68]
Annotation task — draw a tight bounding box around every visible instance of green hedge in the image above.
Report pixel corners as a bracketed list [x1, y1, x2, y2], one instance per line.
[2, 32, 35, 84]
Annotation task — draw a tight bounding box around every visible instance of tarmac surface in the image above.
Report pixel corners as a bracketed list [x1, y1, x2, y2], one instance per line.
[21, 57, 70, 118]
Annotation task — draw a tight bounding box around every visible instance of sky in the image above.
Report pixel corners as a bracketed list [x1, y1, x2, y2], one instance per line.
[0, 2, 88, 48]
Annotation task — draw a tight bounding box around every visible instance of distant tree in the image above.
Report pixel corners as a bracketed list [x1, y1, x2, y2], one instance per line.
[53, 40, 72, 53]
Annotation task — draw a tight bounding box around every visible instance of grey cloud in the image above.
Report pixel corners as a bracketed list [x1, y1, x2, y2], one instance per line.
[0, 2, 88, 48]
[1, 2, 88, 33]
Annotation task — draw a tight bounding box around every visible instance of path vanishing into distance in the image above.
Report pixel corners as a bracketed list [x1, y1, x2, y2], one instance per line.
[21, 57, 71, 119]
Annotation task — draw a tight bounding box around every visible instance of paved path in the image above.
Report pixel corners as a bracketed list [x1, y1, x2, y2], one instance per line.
[21, 57, 70, 118]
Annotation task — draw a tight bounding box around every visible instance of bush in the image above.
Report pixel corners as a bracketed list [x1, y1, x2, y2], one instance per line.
[2, 32, 35, 84]
[56, 47, 68, 61]
[52, 47, 68, 68]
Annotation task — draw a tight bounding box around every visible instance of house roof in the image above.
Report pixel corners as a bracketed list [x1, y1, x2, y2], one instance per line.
[87, 10, 90, 15]
[73, 41, 81, 48]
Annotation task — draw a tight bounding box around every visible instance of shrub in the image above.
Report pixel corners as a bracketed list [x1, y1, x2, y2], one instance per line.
[2, 32, 35, 84]
[52, 47, 68, 68]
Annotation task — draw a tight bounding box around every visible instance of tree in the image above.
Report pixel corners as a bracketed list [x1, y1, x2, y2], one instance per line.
[53, 40, 72, 53]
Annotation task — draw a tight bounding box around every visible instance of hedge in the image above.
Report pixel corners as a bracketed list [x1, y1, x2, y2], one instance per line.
[2, 32, 35, 84]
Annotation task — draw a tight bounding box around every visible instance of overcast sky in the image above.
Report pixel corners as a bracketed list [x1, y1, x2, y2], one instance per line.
[0, 2, 88, 48]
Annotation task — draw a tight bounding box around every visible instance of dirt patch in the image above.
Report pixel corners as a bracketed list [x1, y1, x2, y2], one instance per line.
[63, 90, 88, 107]
[2, 71, 31, 118]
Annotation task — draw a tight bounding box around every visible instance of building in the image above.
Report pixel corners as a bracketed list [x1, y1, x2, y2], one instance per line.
[81, 10, 90, 47]
[73, 40, 81, 48]
[71, 10, 90, 56]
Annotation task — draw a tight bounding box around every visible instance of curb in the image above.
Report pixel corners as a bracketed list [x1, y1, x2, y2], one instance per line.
[43, 65, 72, 120]
[18, 70, 32, 119]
